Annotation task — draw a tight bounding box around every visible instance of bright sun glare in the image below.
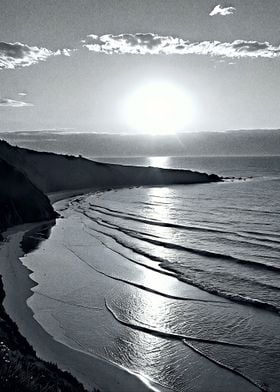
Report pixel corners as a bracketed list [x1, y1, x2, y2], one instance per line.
[123, 81, 194, 133]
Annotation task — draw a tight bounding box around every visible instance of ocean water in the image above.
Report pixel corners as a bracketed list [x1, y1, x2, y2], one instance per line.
[21, 156, 280, 392]
[94, 156, 280, 311]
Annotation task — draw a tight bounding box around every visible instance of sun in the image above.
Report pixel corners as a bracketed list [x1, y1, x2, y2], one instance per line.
[123, 81, 194, 133]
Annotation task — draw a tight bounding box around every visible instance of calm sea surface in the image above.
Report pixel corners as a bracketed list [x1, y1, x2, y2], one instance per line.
[95, 156, 280, 311]
[22, 156, 280, 392]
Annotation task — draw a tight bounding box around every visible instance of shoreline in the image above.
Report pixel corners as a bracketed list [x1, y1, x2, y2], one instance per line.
[0, 272, 88, 392]
[0, 186, 267, 392]
[0, 190, 171, 392]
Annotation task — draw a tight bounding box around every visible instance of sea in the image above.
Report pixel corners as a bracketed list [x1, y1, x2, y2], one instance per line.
[20, 155, 280, 392]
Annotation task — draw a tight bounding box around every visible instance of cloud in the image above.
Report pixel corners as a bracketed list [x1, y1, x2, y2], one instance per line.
[0, 98, 33, 107]
[0, 41, 72, 70]
[209, 5, 236, 16]
[18, 92, 27, 96]
[59, 48, 72, 57]
[83, 34, 280, 59]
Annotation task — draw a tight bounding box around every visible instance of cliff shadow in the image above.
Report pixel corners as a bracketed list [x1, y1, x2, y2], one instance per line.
[20, 220, 56, 255]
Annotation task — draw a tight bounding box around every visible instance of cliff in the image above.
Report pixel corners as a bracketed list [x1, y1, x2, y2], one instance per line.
[0, 140, 221, 194]
[0, 158, 57, 232]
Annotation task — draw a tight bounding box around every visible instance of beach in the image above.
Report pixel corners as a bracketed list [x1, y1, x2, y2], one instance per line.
[1, 183, 277, 392]
[0, 205, 167, 392]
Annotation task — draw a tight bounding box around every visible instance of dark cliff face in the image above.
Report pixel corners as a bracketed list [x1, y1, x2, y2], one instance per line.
[0, 158, 57, 232]
[0, 140, 221, 193]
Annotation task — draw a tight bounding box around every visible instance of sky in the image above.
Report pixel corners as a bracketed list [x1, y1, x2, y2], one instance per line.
[1, 0, 280, 133]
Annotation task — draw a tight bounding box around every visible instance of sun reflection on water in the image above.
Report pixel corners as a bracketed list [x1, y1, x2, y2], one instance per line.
[106, 185, 184, 387]
[140, 186, 175, 322]
[148, 156, 170, 168]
